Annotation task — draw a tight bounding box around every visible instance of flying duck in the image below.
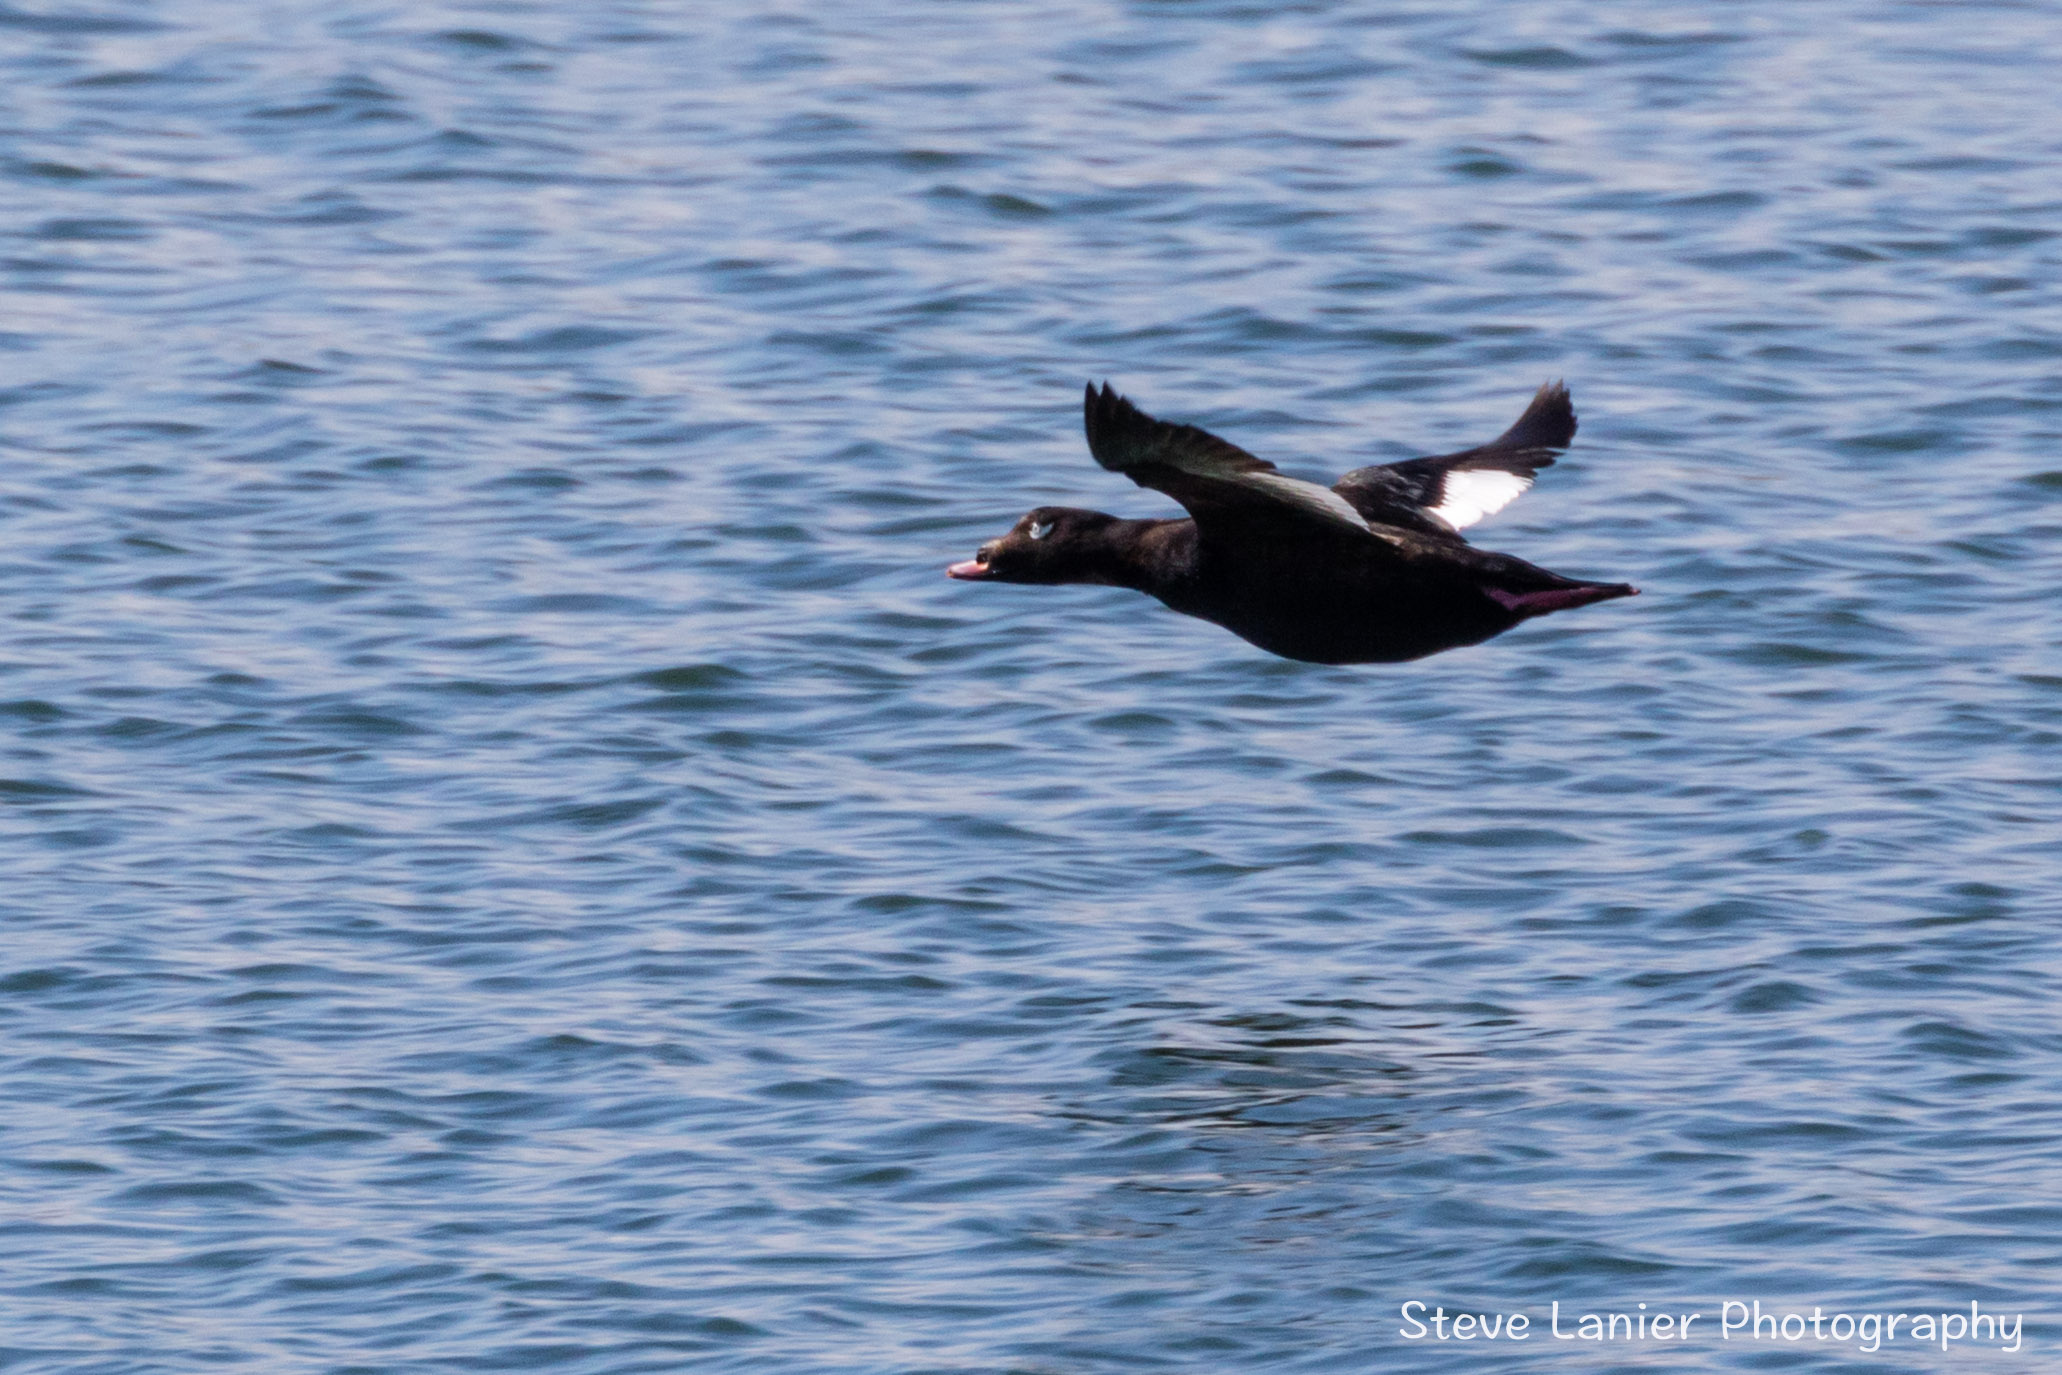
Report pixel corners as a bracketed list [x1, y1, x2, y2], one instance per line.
[946, 381, 1637, 664]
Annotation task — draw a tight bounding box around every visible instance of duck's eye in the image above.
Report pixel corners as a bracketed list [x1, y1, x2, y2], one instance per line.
[1028, 520, 1054, 541]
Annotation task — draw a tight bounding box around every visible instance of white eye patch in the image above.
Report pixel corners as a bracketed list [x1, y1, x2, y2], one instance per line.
[1028, 520, 1054, 540]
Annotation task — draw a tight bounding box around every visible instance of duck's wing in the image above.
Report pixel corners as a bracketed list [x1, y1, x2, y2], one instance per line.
[1331, 381, 1576, 540]
[1083, 382, 1383, 540]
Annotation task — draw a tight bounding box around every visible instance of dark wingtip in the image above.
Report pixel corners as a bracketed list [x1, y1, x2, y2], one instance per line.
[1490, 379, 1578, 451]
[1082, 379, 1150, 471]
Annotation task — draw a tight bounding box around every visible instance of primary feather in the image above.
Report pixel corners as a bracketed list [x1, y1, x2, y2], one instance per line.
[1083, 382, 1373, 535]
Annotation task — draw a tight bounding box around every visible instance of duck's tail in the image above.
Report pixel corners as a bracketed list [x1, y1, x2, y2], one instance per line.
[1485, 580, 1639, 619]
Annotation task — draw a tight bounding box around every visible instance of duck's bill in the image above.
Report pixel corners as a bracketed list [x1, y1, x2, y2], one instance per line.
[946, 558, 993, 580]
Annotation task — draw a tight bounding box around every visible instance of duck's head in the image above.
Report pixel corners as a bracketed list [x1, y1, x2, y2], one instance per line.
[946, 507, 1117, 584]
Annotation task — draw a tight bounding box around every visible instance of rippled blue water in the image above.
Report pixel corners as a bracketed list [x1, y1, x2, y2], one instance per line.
[4, 2, 2060, 1371]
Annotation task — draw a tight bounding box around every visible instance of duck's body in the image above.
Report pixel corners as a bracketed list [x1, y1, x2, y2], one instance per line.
[948, 382, 1636, 665]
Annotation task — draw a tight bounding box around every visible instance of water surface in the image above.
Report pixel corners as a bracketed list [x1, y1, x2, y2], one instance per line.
[3, 2, 2060, 1371]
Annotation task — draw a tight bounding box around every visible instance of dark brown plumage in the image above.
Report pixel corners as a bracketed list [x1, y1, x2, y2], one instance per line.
[946, 382, 1637, 665]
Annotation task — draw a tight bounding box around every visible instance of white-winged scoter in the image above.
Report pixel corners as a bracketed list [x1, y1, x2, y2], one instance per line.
[946, 381, 1637, 664]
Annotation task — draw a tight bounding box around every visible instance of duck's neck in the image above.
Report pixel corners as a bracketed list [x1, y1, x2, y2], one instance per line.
[1070, 517, 1193, 594]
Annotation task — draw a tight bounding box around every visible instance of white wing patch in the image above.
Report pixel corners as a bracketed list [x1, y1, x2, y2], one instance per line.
[1429, 469, 1533, 530]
